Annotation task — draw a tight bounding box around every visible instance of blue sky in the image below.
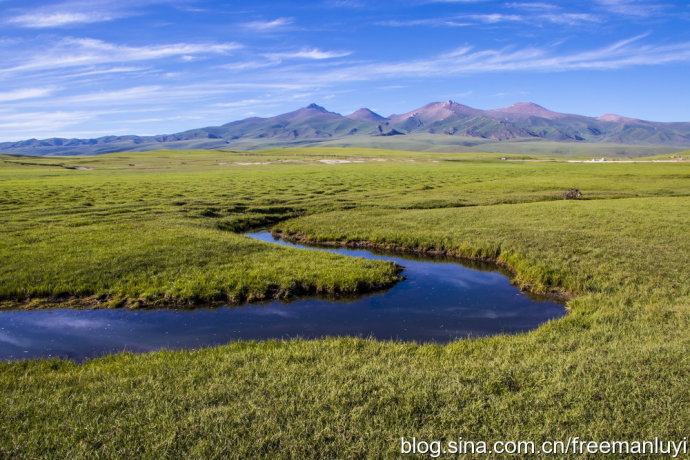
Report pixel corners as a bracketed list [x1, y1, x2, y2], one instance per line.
[0, 0, 689, 141]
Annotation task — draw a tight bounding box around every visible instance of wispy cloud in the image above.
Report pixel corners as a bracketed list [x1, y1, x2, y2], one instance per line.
[0, 87, 57, 102]
[506, 2, 559, 10]
[218, 61, 276, 71]
[0, 38, 242, 75]
[1, 1, 688, 139]
[7, 82, 321, 112]
[539, 13, 602, 25]
[262, 34, 690, 85]
[595, 0, 664, 17]
[241, 17, 294, 31]
[4, 0, 186, 29]
[380, 11, 601, 27]
[216, 47, 352, 74]
[213, 98, 266, 108]
[60, 86, 165, 104]
[466, 13, 524, 23]
[7, 11, 118, 28]
[379, 19, 472, 27]
[5, 0, 141, 28]
[53, 66, 150, 79]
[264, 48, 352, 60]
[213, 91, 321, 109]
[0, 111, 94, 131]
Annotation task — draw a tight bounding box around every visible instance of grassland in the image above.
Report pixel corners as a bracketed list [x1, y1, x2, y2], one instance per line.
[3, 148, 687, 308]
[199, 134, 685, 158]
[0, 147, 689, 458]
[311, 135, 686, 157]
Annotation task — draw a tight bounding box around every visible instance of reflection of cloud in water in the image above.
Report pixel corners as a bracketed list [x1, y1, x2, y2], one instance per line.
[0, 331, 29, 347]
[410, 266, 504, 287]
[0, 233, 565, 361]
[241, 307, 296, 318]
[22, 314, 112, 330]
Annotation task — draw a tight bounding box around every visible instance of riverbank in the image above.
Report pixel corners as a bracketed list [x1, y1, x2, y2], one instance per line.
[272, 230, 573, 302]
[0, 232, 566, 361]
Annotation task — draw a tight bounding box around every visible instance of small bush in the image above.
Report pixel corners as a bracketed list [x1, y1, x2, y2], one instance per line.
[563, 188, 583, 200]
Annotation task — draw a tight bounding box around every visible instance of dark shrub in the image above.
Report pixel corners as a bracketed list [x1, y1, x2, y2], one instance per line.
[563, 188, 583, 200]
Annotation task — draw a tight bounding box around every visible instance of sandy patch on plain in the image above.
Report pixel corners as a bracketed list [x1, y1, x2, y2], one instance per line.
[318, 159, 366, 164]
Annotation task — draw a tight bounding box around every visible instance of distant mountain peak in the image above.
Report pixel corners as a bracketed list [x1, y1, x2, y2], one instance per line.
[390, 100, 482, 123]
[512, 101, 547, 109]
[491, 101, 565, 119]
[346, 108, 387, 121]
[306, 103, 329, 112]
[2, 99, 689, 156]
[597, 113, 640, 123]
[275, 103, 340, 121]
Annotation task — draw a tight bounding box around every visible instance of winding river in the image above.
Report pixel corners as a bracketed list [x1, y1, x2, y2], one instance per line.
[0, 231, 566, 361]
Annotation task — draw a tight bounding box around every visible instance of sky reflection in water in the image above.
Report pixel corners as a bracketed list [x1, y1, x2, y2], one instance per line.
[0, 231, 566, 361]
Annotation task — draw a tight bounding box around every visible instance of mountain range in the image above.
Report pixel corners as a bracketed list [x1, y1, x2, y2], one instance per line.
[2, 101, 690, 156]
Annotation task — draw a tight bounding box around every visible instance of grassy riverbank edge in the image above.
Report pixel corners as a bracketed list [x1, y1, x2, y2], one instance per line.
[0, 263, 404, 311]
[272, 230, 573, 303]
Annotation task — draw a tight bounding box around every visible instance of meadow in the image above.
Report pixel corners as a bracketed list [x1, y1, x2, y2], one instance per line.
[0, 148, 688, 458]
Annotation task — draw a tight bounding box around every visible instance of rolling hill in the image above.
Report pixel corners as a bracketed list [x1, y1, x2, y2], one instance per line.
[2, 101, 689, 156]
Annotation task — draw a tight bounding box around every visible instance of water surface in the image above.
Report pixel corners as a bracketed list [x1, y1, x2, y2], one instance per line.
[0, 231, 566, 361]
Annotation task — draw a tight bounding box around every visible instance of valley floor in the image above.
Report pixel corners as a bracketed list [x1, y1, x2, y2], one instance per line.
[0, 148, 688, 458]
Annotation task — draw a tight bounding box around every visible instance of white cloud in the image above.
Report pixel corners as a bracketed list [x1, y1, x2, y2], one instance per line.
[213, 98, 265, 108]
[0, 107, 176, 141]
[0, 87, 56, 102]
[467, 13, 523, 23]
[5, 0, 184, 29]
[42, 85, 240, 107]
[241, 17, 293, 31]
[0, 111, 94, 130]
[539, 13, 602, 25]
[261, 35, 690, 86]
[53, 66, 149, 79]
[213, 90, 323, 109]
[61, 86, 164, 104]
[7, 11, 117, 28]
[218, 60, 276, 71]
[265, 48, 352, 60]
[380, 11, 600, 27]
[0, 38, 243, 75]
[595, 0, 663, 17]
[506, 2, 559, 10]
[22, 82, 315, 109]
[116, 115, 204, 124]
[379, 19, 472, 27]
[63, 37, 242, 60]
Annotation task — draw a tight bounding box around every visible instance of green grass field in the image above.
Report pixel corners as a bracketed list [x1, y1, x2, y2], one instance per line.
[160, 133, 686, 158]
[1, 148, 689, 458]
